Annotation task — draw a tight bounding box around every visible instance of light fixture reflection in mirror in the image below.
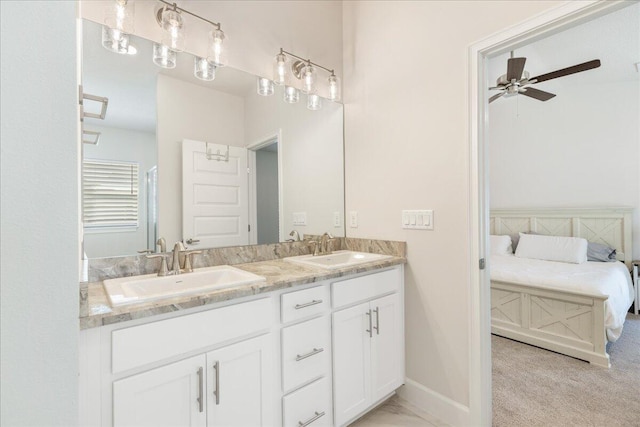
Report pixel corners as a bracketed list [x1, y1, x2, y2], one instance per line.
[274, 52, 288, 85]
[159, 6, 185, 52]
[307, 93, 322, 110]
[194, 57, 216, 81]
[257, 77, 275, 96]
[284, 86, 300, 104]
[208, 28, 226, 66]
[153, 43, 176, 69]
[102, 26, 131, 54]
[301, 63, 317, 94]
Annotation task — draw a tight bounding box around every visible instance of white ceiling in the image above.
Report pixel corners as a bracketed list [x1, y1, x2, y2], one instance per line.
[82, 19, 255, 133]
[488, 2, 639, 99]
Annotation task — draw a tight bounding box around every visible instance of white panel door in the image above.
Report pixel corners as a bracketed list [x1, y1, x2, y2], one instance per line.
[206, 334, 273, 427]
[113, 354, 207, 427]
[332, 302, 371, 426]
[370, 293, 403, 402]
[182, 139, 249, 248]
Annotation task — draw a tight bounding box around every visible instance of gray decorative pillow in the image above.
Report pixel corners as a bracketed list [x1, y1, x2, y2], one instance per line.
[587, 242, 617, 262]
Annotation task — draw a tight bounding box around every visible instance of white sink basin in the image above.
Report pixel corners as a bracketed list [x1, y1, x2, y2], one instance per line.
[284, 250, 392, 270]
[103, 265, 266, 307]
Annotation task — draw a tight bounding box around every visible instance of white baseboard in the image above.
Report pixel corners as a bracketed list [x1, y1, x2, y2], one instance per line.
[397, 378, 470, 426]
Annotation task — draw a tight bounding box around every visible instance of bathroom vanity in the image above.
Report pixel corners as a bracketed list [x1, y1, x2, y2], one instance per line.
[79, 245, 405, 427]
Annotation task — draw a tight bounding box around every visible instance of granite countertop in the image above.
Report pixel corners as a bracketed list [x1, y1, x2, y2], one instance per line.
[80, 256, 406, 329]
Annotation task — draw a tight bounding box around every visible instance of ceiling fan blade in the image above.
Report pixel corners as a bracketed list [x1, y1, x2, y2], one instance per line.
[530, 59, 601, 83]
[519, 87, 556, 101]
[489, 92, 505, 103]
[506, 57, 527, 81]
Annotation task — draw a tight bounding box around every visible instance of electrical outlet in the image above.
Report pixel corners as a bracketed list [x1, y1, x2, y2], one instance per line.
[349, 211, 358, 228]
[333, 211, 341, 227]
[293, 212, 307, 226]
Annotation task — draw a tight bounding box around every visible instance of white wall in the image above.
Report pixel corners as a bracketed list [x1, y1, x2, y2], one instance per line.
[0, 1, 79, 425]
[157, 74, 245, 245]
[83, 124, 157, 258]
[342, 1, 562, 424]
[488, 6, 640, 258]
[244, 87, 345, 238]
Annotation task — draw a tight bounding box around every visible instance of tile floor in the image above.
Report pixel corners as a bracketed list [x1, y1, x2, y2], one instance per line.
[349, 395, 449, 427]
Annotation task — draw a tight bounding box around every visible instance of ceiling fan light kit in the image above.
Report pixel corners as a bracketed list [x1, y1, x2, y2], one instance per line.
[489, 53, 601, 104]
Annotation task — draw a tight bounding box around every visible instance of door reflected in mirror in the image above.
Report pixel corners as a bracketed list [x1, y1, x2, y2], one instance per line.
[81, 19, 345, 259]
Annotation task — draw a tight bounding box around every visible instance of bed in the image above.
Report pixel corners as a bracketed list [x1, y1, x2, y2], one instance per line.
[490, 208, 635, 368]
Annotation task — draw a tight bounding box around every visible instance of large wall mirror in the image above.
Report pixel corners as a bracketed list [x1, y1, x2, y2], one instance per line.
[81, 19, 345, 259]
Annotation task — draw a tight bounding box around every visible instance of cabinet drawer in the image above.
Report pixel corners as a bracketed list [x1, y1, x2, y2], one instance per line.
[283, 377, 332, 427]
[332, 267, 401, 309]
[281, 285, 330, 323]
[112, 298, 272, 374]
[282, 316, 331, 393]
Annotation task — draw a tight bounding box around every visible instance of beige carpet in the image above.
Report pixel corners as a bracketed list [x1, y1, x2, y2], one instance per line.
[492, 313, 640, 427]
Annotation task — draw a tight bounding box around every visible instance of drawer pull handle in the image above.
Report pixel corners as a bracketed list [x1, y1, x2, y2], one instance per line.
[295, 347, 324, 362]
[298, 411, 326, 427]
[374, 307, 380, 335]
[213, 361, 220, 405]
[197, 367, 204, 413]
[295, 299, 323, 310]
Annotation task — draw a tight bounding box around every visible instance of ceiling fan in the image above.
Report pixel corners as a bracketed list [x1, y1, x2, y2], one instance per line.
[489, 52, 601, 103]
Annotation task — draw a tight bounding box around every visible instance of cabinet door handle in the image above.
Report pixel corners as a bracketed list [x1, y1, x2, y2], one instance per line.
[197, 367, 204, 413]
[213, 361, 220, 405]
[373, 307, 380, 335]
[366, 309, 372, 338]
[295, 347, 324, 362]
[298, 411, 326, 427]
[295, 299, 323, 310]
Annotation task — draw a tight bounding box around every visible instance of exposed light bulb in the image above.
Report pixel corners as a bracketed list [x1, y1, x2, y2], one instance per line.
[301, 63, 316, 94]
[208, 28, 226, 67]
[273, 53, 288, 86]
[307, 93, 322, 111]
[328, 74, 341, 102]
[284, 86, 300, 104]
[257, 77, 275, 96]
[194, 57, 216, 81]
[152, 43, 176, 69]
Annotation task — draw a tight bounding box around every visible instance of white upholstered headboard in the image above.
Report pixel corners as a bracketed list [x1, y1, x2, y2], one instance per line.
[490, 207, 633, 268]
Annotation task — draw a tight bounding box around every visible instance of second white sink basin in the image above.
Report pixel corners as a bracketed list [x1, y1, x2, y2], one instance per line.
[103, 265, 266, 307]
[284, 250, 392, 270]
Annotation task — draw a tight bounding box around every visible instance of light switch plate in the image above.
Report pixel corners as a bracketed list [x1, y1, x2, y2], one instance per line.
[293, 212, 307, 226]
[402, 210, 433, 230]
[349, 211, 358, 228]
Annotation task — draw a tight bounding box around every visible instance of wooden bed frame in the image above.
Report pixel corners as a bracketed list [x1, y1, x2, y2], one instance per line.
[490, 207, 634, 368]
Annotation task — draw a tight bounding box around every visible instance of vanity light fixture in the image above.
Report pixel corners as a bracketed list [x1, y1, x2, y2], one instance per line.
[258, 48, 341, 110]
[153, 0, 226, 71]
[102, 0, 136, 54]
[153, 42, 176, 69]
[257, 77, 275, 96]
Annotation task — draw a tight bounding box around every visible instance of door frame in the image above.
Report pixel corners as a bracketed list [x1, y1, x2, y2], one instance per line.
[247, 130, 284, 245]
[468, 0, 630, 424]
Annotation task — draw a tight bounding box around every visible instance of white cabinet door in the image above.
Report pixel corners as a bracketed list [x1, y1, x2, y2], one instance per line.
[370, 293, 403, 402]
[113, 354, 207, 427]
[332, 301, 371, 426]
[206, 334, 273, 427]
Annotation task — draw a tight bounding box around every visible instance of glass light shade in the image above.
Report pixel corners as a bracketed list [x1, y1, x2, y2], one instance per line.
[301, 64, 317, 94]
[208, 28, 226, 67]
[307, 93, 322, 111]
[152, 43, 176, 69]
[102, 25, 130, 54]
[257, 77, 275, 96]
[159, 7, 185, 52]
[273, 53, 288, 86]
[194, 57, 216, 81]
[328, 74, 341, 102]
[284, 86, 300, 104]
[104, 0, 135, 34]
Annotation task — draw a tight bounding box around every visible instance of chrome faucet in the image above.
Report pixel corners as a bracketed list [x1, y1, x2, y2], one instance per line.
[320, 232, 334, 255]
[171, 241, 186, 275]
[288, 230, 301, 242]
[157, 237, 166, 253]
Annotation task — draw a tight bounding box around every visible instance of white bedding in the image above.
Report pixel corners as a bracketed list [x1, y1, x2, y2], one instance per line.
[490, 255, 634, 342]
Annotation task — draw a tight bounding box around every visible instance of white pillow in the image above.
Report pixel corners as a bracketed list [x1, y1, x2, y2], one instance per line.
[490, 235, 513, 256]
[515, 233, 588, 264]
